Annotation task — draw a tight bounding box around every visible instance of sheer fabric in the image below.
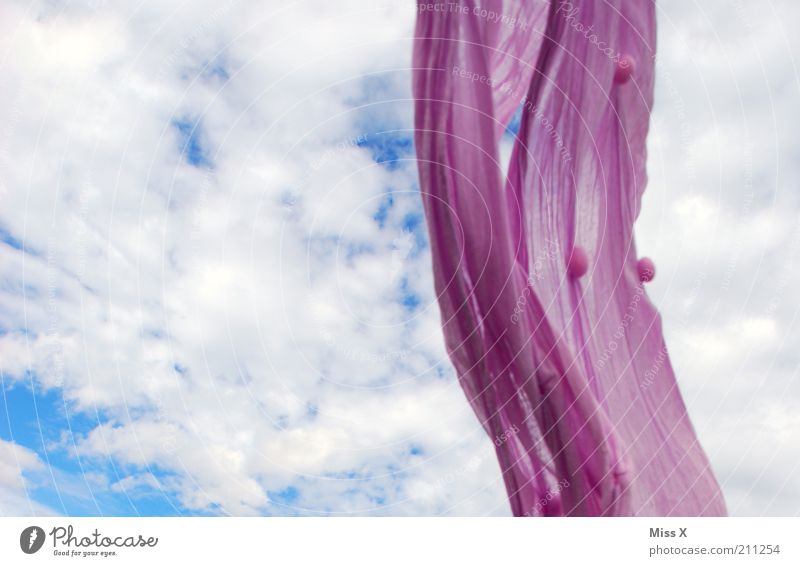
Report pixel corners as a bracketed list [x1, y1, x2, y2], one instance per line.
[412, 0, 726, 516]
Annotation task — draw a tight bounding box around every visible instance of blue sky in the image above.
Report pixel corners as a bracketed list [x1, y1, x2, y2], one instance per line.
[1, 0, 799, 516]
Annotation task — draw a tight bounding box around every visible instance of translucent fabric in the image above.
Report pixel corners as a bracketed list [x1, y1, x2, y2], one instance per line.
[412, 0, 726, 516]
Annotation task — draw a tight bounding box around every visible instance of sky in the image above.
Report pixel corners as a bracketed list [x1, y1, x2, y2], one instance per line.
[0, 0, 798, 516]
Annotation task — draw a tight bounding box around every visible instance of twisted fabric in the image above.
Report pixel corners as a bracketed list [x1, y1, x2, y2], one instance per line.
[413, 0, 726, 516]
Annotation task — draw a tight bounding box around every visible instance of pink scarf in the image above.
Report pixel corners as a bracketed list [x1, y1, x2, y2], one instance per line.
[412, 0, 726, 516]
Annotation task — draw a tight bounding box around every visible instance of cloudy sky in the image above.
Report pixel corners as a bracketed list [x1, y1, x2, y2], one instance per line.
[0, 0, 798, 516]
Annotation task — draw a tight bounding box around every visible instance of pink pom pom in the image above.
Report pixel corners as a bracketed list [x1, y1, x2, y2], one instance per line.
[568, 246, 589, 278]
[637, 257, 655, 282]
[614, 55, 635, 84]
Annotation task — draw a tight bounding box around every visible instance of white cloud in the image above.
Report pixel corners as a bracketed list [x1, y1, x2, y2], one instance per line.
[640, 0, 800, 515]
[0, 439, 57, 515]
[0, 0, 506, 516]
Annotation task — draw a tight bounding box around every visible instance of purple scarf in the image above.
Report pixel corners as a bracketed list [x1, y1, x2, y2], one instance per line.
[412, 0, 726, 516]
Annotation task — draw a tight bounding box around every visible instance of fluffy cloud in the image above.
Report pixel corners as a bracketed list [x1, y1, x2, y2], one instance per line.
[0, 0, 506, 515]
[0, 439, 57, 515]
[640, 0, 800, 515]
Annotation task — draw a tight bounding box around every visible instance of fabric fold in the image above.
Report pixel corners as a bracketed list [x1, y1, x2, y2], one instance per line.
[413, 0, 726, 516]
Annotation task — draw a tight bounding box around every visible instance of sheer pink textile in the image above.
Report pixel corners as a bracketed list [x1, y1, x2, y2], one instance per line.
[412, 0, 726, 516]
